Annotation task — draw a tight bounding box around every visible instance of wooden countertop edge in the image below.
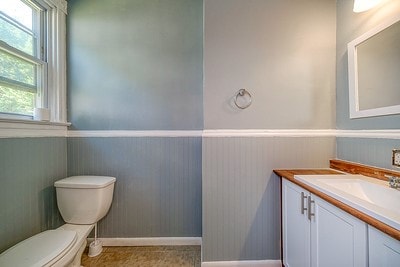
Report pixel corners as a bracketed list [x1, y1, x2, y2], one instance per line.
[274, 169, 400, 241]
[330, 159, 400, 181]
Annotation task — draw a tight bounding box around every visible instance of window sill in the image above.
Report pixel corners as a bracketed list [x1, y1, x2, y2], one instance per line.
[0, 118, 70, 138]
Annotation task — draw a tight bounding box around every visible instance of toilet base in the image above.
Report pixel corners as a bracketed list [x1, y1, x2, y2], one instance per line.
[66, 239, 87, 267]
[53, 224, 94, 267]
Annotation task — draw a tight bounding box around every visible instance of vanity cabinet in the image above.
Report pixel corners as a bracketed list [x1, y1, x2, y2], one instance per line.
[369, 226, 400, 266]
[282, 179, 368, 267]
[282, 178, 311, 267]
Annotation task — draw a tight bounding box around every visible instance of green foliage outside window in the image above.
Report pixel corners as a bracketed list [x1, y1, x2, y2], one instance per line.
[0, 14, 34, 56]
[0, 10, 37, 116]
[0, 86, 34, 115]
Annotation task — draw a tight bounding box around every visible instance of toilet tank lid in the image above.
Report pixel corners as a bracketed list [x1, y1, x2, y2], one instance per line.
[54, 176, 116, 188]
[0, 230, 77, 267]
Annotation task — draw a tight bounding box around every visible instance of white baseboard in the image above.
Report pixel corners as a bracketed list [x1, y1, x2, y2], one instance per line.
[85, 238, 281, 267]
[201, 260, 281, 267]
[86, 237, 202, 246]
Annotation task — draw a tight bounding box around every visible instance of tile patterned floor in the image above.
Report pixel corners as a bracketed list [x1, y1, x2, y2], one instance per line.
[81, 246, 201, 267]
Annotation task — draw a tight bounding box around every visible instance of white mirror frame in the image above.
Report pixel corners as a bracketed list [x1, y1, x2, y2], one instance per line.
[348, 13, 400, 119]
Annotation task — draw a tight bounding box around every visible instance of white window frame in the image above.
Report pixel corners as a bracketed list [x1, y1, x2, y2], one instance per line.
[44, 0, 68, 124]
[0, 1, 46, 119]
[0, 0, 68, 127]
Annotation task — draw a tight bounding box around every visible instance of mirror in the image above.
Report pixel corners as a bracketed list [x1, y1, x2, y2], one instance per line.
[348, 14, 400, 118]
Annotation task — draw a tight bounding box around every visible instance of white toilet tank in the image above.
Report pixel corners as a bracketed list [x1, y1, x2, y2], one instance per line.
[54, 176, 116, 225]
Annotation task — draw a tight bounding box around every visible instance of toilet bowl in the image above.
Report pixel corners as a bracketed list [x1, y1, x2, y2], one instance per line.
[0, 224, 93, 267]
[0, 176, 116, 267]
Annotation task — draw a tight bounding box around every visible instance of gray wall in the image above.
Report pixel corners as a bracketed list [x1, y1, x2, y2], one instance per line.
[67, 0, 203, 130]
[204, 0, 336, 129]
[67, 137, 202, 238]
[0, 138, 66, 253]
[336, 0, 400, 129]
[202, 0, 337, 261]
[203, 136, 336, 261]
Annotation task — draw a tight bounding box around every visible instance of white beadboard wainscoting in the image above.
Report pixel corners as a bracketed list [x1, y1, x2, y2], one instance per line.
[67, 136, 202, 238]
[0, 137, 67, 253]
[202, 135, 336, 261]
[337, 137, 400, 170]
[2, 129, 399, 262]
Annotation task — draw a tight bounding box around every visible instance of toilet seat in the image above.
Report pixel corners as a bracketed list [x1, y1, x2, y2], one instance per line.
[0, 230, 77, 267]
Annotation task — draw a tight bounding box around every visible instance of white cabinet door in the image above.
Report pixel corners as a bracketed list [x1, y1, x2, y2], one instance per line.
[310, 194, 367, 267]
[369, 226, 400, 267]
[282, 179, 310, 267]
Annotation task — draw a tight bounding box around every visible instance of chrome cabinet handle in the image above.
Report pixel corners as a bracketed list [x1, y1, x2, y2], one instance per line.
[301, 192, 307, 214]
[308, 196, 315, 220]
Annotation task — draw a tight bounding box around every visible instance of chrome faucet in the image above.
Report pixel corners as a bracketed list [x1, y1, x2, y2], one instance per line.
[387, 175, 400, 190]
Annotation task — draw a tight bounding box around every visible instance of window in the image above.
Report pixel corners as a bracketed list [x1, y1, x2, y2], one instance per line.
[0, 0, 47, 118]
[0, 0, 67, 123]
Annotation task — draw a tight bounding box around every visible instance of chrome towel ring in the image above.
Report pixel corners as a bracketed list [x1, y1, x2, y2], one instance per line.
[234, 88, 252, 109]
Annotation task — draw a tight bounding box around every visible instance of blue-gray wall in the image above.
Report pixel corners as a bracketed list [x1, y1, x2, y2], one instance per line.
[203, 136, 336, 261]
[0, 138, 66, 253]
[337, 137, 400, 170]
[47, 0, 400, 263]
[67, 137, 202, 237]
[336, 0, 400, 130]
[5, 1, 400, 263]
[202, 0, 337, 261]
[204, 0, 336, 129]
[67, 0, 203, 130]
[336, 0, 400, 171]
[66, 0, 204, 240]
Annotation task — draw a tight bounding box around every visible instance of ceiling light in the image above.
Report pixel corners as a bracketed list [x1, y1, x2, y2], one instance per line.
[353, 0, 382, 13]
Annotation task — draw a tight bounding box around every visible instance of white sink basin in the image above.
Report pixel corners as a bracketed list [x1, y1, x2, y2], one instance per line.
[294, 174, 400, 230]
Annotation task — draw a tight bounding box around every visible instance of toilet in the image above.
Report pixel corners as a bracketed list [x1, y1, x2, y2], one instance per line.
[0, 176, 116, 267]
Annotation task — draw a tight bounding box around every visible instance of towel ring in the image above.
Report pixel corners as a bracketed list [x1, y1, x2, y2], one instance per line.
[234, 89, 252, 109]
